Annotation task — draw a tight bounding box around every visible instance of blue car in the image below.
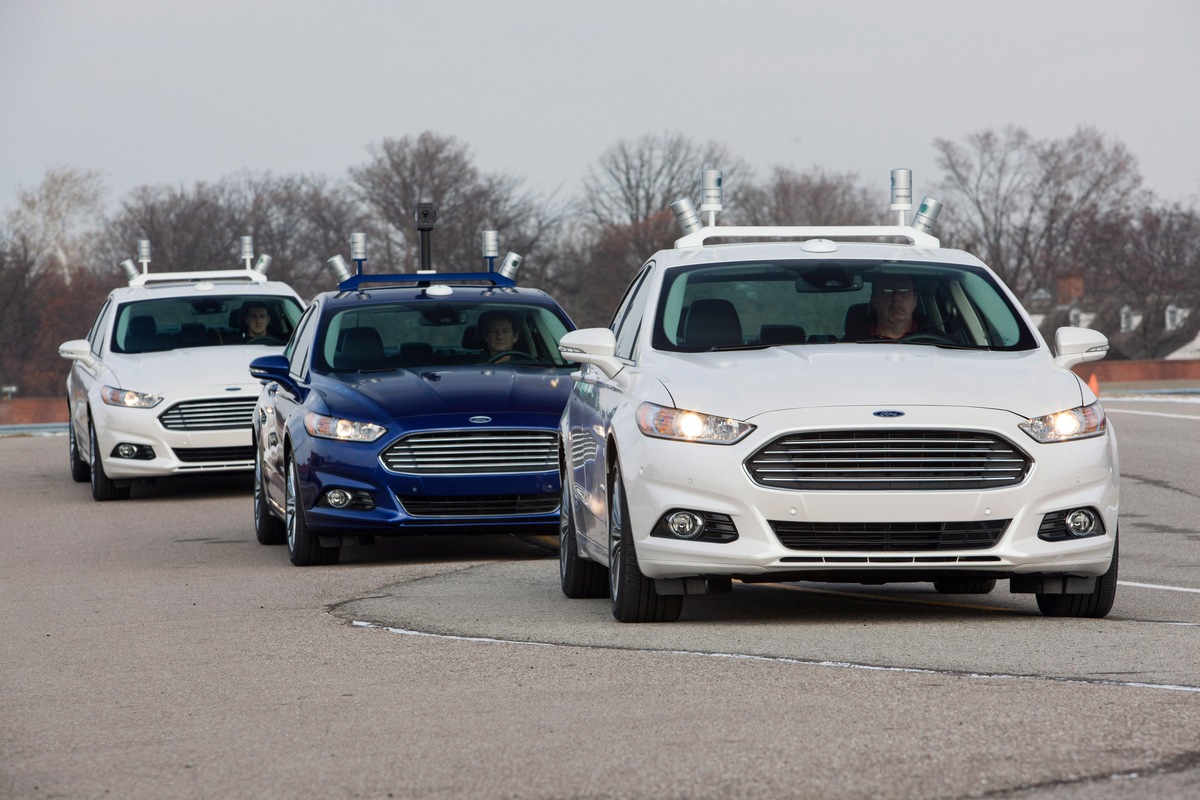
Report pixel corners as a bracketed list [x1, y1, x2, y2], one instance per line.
[249, 268, 576, 565]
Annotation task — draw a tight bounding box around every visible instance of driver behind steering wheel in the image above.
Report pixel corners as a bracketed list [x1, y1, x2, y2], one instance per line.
[869, 274, 923, 340]
[479, 310, 526, 363]
[240, 301, 274, 342]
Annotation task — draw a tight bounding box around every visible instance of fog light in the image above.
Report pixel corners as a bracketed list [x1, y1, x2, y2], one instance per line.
[1065, 509, 1099, 537]
[117, 443, 138, 459]
[666, 511, 705, 539]
[325, 489, 352, 509]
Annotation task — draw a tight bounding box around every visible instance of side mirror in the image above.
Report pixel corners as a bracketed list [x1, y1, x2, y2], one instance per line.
[59, 339, 94, 366]
[558, 328, 624, 379]
[249, 354, 295, 392]
[1052, 327, 1109, 370]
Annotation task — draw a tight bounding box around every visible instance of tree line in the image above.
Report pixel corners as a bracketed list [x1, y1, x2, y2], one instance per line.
[2, 127, 1198, 397]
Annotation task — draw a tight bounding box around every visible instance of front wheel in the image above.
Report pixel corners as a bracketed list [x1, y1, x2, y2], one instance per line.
[608, 464, 681, 623]
[560, 472, 607, 599]
[254, 445, 286, 545]
[89, 418, 128, 501]
[285, 456, 340, 566]
[1036, 536, 1118, 618]
[68, 414, 90, 482]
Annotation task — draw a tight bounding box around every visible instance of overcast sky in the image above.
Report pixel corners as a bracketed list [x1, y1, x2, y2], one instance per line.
[3, 0, 1198, 216]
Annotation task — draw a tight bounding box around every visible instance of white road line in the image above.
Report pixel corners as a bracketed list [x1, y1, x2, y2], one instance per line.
[1120, 580, 1200, 594]
[1105, 408, 1200, 420]
[351, 620, 1200, 694]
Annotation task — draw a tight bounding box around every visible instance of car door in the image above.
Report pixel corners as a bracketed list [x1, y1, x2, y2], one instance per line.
[568, 264, 654, 551]
[71, 298, 114, 452]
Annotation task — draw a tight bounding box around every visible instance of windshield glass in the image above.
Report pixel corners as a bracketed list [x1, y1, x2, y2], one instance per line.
[317, 301, 574, 373]
[112, 294, 305, 353]
[652, 260, 1037, 352]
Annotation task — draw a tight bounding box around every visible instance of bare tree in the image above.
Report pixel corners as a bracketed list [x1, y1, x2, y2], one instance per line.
[349, 131, 557, 276]
[1077, 203, 1200, 358]
[7, 166, 107, 278]
[580, 132, 752, 228]
[933, 126, 1143, 299]
[737, 166, 881, 226]
[99, 182, 242, 272]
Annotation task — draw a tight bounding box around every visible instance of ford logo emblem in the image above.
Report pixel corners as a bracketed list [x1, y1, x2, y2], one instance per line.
[873, 410, 905, 418]
[469, 416, 492, 424]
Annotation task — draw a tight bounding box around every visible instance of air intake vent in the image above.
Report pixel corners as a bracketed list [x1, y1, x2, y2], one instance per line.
[159, 398, 257, 431]
[381, 430, 558, 475]
[746, 429, 1030, 491]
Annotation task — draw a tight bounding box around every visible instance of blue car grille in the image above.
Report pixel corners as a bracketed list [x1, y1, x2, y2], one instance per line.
[746, 429, 1030, 491]
[401, 493, 559, 517]
[380, 430, 559, 475]
[159, 398, 257, 431]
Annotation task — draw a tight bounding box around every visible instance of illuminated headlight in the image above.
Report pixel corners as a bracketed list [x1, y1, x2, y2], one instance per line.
[101, 385, 162, 408]
[635, 402, 754, 444]
[304, 412, 386, 442]
[1018, 401, 1106, 443]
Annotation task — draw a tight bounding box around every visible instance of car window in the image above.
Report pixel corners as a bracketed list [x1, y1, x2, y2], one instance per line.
[315, 301, 575, 373]
[651, 260, 1037, 352]
[287, 304, 319, 380]
[87, 298, 113, 357]
[111, 294, 305, 354]
[611, 264, 653, 361]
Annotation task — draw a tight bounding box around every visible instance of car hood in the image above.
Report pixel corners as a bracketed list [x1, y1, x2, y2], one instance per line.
[647, 345, 1087, 420]
[315, 366, 573, 425]
[107, 345, 279, 395]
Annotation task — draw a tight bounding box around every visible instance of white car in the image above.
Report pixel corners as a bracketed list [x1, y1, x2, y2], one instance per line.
[558, 172, 1118, 622]
[60, 249, 305, 500]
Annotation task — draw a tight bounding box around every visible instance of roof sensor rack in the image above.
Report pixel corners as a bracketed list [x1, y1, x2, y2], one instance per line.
[672, 168, 943, 249]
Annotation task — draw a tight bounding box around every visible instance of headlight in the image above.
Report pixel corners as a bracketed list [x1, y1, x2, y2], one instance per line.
[635, 402, 754, 444]
[1018, 401, 1106, 443]
[100, 385, 162, 408]
[304, 412, 387, 442]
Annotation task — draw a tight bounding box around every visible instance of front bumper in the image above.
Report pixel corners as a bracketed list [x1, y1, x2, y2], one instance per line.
[619, 406, 1118, 581]
[292, 436, 561, 536]
[92, 405, 253, 478]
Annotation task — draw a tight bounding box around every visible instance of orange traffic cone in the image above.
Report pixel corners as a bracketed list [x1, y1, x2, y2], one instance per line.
[1088, 373, 1100, 396]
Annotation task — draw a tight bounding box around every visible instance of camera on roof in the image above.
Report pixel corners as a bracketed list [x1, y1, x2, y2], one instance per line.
[413, 203, 437, 229]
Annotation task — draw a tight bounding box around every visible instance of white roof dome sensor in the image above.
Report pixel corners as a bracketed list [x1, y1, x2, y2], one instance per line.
[800, 238, 839, 253]
[425, 284, 453, 297]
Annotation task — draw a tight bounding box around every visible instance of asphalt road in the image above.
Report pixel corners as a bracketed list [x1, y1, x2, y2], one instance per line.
[2, 392, 1199, 799]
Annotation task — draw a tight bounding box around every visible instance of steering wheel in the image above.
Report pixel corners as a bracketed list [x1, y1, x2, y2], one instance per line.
[246, 335, 284, 345]
[902, 331, 956, 345]
[487, 350, 538, 364]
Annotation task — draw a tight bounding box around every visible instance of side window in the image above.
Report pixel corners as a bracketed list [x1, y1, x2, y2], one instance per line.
[286, 305, 319, 380]
[611, 264, 653, 361]
[87, 299, 113, 357]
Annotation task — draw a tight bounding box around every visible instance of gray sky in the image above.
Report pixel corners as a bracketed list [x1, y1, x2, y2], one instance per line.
[3, 0, 1198, 213]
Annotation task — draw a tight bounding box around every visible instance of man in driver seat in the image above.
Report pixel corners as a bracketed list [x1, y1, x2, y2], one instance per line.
[869, 275, 921, 340]
[480, 311, 522, 362]
[240, 301, 273, 342]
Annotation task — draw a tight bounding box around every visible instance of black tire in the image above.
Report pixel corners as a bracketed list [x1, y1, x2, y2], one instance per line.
[89, 418, 128, 501]
[68, 414, 90, 483]
[559, 471, 607, 599]
[254, 446, 286, 545]
[608, 463, 682, 623]
[285, 456, 340, 566]
[1036, 536, 1118, 619]
[933, 578, 997, 594]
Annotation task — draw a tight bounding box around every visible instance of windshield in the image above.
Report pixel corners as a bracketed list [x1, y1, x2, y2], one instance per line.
[652, 260, 1037, 352]
[112, 294, 305, 353]
[317, 300, 575, 373]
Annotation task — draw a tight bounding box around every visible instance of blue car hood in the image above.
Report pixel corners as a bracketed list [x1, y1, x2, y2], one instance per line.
[315, 366, 572, 427]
